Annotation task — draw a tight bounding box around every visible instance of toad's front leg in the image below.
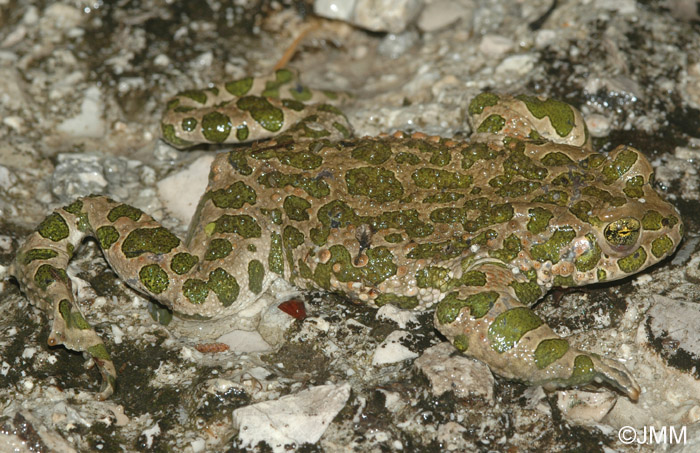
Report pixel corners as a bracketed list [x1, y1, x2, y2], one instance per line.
[434, 263, 641, 400]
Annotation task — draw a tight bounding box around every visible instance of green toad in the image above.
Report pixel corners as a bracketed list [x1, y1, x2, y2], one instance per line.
[11, 70, 683, 400]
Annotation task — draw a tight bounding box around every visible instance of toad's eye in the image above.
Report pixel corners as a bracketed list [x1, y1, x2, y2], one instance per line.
[604, 217, 640, 249]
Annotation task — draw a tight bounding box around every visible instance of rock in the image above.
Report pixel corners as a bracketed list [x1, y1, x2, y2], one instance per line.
[376, 304, 419, 329]
[414, 342, 494, 402]
[416, 0, 472, 32]
[233, 383, 351, 451]
[556, 390, 617, 425]
[157, 154, 214, 224]
[315, 0, 423, 33]
[56, 86, 106, 139]
[372, 330, 419, 365]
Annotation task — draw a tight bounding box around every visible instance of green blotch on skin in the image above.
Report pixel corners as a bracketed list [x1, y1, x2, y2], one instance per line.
[266, 172, 324, 197]
[375, 293, 419, 309]
[289, 85, 313, 101]
[205, 238, 232, 261]
[162, 122, 192, 148]
[495, 180, 541, 197]
[87, 343, 111, 361]
[581, 186, 625, 207]
[651, 235, 674, 258]
[228, 151, 253, 175]
[384, 233, 403, 243]
[207, 181, 257, 209]
[96, 226, 119, 249]
[108, 204, 143, 222]
[351, 140, 392, 165]
[201, 111, 232, 143]
[509, 280, 542, 305]
[515, 94, 575, 137]
[412, 168, 472, 190]
[416, 266, 450, 290]
[332, 121, 351, 138]
[541, 152, 575, 166]
[58, 299, 90, 330]
[252, 147, 323, 170]
[468, 92, 499, 115]
[430, 198, 514, 233]
[407, 230, 497, 260]
[467, 291, 500, 318]
[575, 233, 602, 272]
[181, 117, 197, 132]
[488, 234, 522, 263]
[422, 192, 464, 203]
[37, 213, 69, 242]
[597, 268, 607, 282]
[453, 335, 469, 352]
[642, 210, 664, 231]
[139, 264, 170, 294]
[20, 248, 58, 265]
[488, 307, 544, 353]
[477, 114, 506, 133]
[178, 89, 207, 104]
[34, 264, 68, 290]
[617, 247, 647, 273]
[534, 339, 569, 369]
[570, 355, 596, 384]
[208, 268, 239, 307]
[532, 190, 569, 206]
[325, 244, 397, 286]
[248, 244, 257, 252]
[283, 195, 312, 221]
[624, 175, 644, 198]
[396, 152, 422, 165]
[568, 200, 601, 226]
[171, 252, 199, 275]
[346, 167, 404, 202]
[248, 260, 265, 294]
[262, 208, 283, 225]
[269, 233, 284, 275]
[552, 171, 593, 187]
[237, 96, 284, 132]
[63, 200, 83, 215]
[122, 227, 181, 258]
[461, 142, 500, 170]
[283, 225, 305, 271]
[282, 99, 305, 111]
[225, 77, 254, 96]
[207, 215, 261, 238]
[63, 200, 90, 232]
[601, 148, 638, 185]
[530, 227, 576, 264]
[183, 279, 208, 304]
[236, 124, 249, 141]
[316, 200, 434, 239]
[553, 275, 575, 287]
[527, 207, 553, 234]
[260, 69, 294, 98]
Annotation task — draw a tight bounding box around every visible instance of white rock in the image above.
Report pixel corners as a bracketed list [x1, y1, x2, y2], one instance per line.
[646, 295, 700, 357]
[585, 113, 612, 137]
[416, 0, 471, 32]
[316, 0, 423, 33]
[233, 383, 351, 451]
[414, 342, 494, 402]
[217, 330, 272, 353]
[479, 34, 514, 57]
[56, 86, 106, 139]
[314, 0, 358, 21]
[157, 154, 215, 224]
[376, 304, 419, 329]
[372, 330, 419, 365]
[556, 390, 617, 425]
[495, 54, 536, 78]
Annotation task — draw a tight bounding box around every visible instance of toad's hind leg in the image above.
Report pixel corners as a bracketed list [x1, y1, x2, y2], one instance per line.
[434, 263, 641, 400]
[11, 195, 272, 399]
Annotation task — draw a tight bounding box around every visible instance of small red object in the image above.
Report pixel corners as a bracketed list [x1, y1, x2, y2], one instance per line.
[278, 299, 306, 320]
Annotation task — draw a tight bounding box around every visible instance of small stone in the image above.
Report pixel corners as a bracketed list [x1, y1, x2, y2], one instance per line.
[585, 113, 612, 137]
[372, 330, 419, 365]
[157, 155, 214, 224]
[479, 34, 514, 57]
[376, 304, 419, 329]
[417, 0, 471, 32]
[233, 383, 351, 451]
[56, 85, 106, 139]
[414, 342, 494, 402]
[217, 330, 272, 353]
[495, 54, 536, 78]
[316, 0, 423, 33]
[556, 390, 617, 424]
